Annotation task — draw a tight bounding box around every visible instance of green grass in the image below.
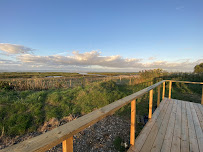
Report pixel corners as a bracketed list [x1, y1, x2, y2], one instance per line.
[0, 72, 202, 138]
[0, 80, 147, 136]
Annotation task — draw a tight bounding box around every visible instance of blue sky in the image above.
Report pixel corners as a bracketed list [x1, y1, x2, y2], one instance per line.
[0, 0, 203, 72]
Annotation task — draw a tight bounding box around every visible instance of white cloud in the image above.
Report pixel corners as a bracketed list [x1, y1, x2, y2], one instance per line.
[176, 6, 185, 10]
[16, 50, 203, 72]
[0, 43, 33, 54]
[18, 51, 143, 68]
[0, 43, 202, 72]
[148, 56, 156, 60]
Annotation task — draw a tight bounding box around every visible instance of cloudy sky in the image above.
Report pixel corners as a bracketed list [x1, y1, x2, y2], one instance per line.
[0, 0, 203, 72]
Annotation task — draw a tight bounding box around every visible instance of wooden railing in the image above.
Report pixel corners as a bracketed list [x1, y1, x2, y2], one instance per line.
[1, 80, 203, 152]
[165, 80, 203, 104]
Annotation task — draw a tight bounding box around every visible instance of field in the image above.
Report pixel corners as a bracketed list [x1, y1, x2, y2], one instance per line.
[0, 71, 202, 151]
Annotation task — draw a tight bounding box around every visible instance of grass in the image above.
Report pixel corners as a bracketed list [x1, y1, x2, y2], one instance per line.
[0, 72, 202, 140]
[0, 72, 84, 79]
[88, 72, 139, 76]
[0, 80, 148, 137]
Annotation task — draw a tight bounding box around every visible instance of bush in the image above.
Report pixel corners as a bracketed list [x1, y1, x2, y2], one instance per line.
[0, 81, 14, 90]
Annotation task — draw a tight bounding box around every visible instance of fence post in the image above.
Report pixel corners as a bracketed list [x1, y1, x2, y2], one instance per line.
[62, 137, 73, 152]
[130, 99, 136, 145]
[162, 82, 165, 99]
[169, 81, 172, 99]
[157, 85, 160, 107]
[201, 85, 203, 105]
[148, 89, 153, 119]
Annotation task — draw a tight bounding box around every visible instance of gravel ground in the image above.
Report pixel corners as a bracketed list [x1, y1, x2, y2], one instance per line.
[48, 115, 131, 152]
[0, 115, 131, 152]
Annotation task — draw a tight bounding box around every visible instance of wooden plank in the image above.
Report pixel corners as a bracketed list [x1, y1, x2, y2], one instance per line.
[180, 101, 189, 152]
[131, 98, 168, 152]
[201, 85, 203, 105]
[185, 102, 199, 152]
[194, 104, 203, 130]
[62, 137, 73, 152]
[171, 100, 182, 152]
[157, 86, 160, 107]
[148, 89, 153, 119]
[189, 102, 203, 152]
[161, 99, 178, 152]
[130, 99, 136, 145]
[168, 81, 172, 99]
[1, 81, 166, 152]
[162, 82, 165, 100]
[197, 104, 203, 116]
[139, 98, 170, 152]
[166, 80, 203, 85]
[127, 147, 135, 152]
[150, 99, 174, 152]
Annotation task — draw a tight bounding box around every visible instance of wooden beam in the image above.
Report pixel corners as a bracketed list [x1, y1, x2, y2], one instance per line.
[130, 99, 136, 145]
[162, 82, 165, 100]
[169, 81, 172, 99]
[157, 86, 160, 107]
[149, 89, 153, 119]
[165, 80, 203, 85]
[62, 137, 73, 152]
[201, 85, 203, 105]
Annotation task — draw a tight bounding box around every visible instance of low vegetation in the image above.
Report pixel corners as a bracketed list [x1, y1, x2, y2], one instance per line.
[87, 72, 139, 76]
[0, 81, 148, 136]
[0, 69, 202, 150]
[0, 72, 84, 79]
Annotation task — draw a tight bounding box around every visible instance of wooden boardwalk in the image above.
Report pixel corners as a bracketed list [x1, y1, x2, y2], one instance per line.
[128, 98, 203, 152]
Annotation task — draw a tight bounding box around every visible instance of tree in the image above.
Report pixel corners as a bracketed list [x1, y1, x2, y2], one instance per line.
[194, 63, 203, 73]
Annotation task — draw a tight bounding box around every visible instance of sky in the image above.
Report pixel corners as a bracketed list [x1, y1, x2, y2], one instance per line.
[0, 0, 203, 72]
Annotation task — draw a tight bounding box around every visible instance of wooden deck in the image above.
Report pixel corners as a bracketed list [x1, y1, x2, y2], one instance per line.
[128, 98, 203, 152]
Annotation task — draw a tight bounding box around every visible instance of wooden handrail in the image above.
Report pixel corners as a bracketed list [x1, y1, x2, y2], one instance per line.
[1, 80, 165, 152]
[165, 80, 203, 85]
[166, 80, 203, 102]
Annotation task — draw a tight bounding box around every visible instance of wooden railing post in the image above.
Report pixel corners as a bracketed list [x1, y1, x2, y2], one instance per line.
[130, 99, 136, 145]
[201, 85, 203, 105]
[157, 85, 160, 107]
[62, 137, 73, 152]
[148, 89, 153, 119]
[162, 82, 165, 100]
[169, 81, 172, 99]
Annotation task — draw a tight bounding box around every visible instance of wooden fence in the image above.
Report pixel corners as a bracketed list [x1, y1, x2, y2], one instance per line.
[1, 80, 203, 152]
[0, 76, 149, 91]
